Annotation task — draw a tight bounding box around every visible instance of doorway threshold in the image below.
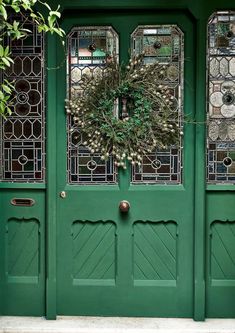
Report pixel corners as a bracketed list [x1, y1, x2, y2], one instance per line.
[0, 316, 235, 333]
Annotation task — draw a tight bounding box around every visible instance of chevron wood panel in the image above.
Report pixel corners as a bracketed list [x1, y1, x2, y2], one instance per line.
[133, 222, 177, 280]
[210, 221, 235, 279]
[72, 221, 116, 280]
[6, 218, 40, 277]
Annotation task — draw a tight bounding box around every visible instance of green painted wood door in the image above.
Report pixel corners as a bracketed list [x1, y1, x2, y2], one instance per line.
[56, 9, 195, 317]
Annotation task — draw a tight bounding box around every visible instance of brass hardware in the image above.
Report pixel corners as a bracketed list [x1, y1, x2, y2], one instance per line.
[119, 200, 130, 213]
[60, 191, 66, 198]
[11, 198, 35, 207]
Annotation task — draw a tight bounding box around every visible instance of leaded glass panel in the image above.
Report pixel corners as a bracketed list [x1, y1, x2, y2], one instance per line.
[0, 14, 45, 182]
[67, 26, 118, 184]
[207, 12, 235, 183]
[131, 25, 184, 184]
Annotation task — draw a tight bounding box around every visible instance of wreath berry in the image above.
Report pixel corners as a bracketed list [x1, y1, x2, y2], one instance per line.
[66, 53, 183, 169]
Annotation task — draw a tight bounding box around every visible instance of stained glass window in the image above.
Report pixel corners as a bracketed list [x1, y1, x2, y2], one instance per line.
[0, 14, 45, 182]
[207, 11, 235, 184]
[67, 26, 119, 184]
[131, 26, 184, 184]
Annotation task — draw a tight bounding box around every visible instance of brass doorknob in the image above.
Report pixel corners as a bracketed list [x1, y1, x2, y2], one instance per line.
[119, 200, 130, 213]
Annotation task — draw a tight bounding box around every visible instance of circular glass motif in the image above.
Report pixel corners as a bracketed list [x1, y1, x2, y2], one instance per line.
[223, 156, 233, 167]
[210, 92, 223, 107]
[15, 103, 30, 116]
[221, 104, 235, 118]
[227, 30, 234, 39]
[151, 159, 161, 170]
[15, 79, 30, 92]
[166, 65, 179, 81]
[18, 155, 28, 165]
[88, 43, 96, 52]
[17, 91, 29, 104]
[28, 90, 41, 106]
[222, 92, 235, 105]
[87, 160, 97, 171]
[153, 41, 161, 49]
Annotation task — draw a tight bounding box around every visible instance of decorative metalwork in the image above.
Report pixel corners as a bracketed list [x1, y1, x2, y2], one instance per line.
[67, 26, 119, 184]
[207, 12, 235, 183]
[131, 25, 184, 184]
[0, 14, 45, 182]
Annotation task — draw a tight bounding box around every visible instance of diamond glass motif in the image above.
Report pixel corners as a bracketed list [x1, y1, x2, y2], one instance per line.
[207, 12, 235, 183]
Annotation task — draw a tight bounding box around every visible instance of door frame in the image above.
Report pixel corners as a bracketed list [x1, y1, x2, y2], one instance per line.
[45, 0, 233, 320]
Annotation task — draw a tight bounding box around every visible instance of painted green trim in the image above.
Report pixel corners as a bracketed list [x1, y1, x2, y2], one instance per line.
[0, 183, 46, 189]
[48, 0, 235, 22]
[193, 18, 207, 321]
[64, 184, 186, 192]
[0, 192, 3, 315]
[45, 33, 57, 320]
[206, 185, 235, 191]
[129, 185, 186, 191]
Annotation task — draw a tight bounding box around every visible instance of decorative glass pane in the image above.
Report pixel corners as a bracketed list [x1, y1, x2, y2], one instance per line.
[131, 25, 184, 184]
[0, 14, 45, 182]
[207, 12, 235, 183]
[67, 26, 118, 184]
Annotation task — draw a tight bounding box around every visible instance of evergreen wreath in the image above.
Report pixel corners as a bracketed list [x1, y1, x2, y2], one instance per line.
[66, 53, 183, 169]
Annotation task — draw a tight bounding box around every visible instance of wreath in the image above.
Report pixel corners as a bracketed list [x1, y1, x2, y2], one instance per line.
[66, 54, 183, 169]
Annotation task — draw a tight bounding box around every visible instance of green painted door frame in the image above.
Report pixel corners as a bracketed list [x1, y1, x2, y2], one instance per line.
[1, 0, 235, 321]
[45, 0, 235, 320]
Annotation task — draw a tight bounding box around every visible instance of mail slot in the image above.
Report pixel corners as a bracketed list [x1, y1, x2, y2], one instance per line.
[11, 198, 35, 207]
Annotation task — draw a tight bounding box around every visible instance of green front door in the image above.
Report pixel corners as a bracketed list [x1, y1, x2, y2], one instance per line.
[56, 9, 195, 317]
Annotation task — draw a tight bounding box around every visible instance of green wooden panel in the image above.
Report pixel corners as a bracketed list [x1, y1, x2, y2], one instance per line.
[72, 221, 116, 280]
[206, 193, 235, 318]
[0, 190, 45, 316]
[7, 218, 40, 279]
[133, 222, 177, 281]
[210, 222, 235, 280]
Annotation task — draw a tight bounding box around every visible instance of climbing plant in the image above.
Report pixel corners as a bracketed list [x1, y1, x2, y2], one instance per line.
[0, 0, 65, 116]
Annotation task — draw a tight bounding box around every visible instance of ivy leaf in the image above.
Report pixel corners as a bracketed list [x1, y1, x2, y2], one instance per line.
[0, 4, 7, 20]
[2, 84, 12, 94]
[0, 45, 4, 57]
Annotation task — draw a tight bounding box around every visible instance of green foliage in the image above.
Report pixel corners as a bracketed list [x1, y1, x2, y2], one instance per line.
[66, 54, 183, 169]
[0, 0, 65, 117]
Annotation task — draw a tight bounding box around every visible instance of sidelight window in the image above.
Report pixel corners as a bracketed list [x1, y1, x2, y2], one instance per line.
[207, 11, 235, 183]
[0, 14, 45, 182]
